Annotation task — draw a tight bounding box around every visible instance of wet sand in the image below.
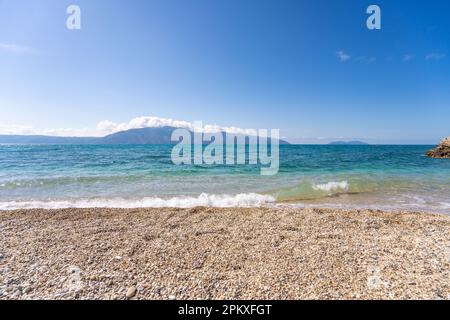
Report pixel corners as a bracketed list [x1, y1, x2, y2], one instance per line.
[0, 207, 449, 300]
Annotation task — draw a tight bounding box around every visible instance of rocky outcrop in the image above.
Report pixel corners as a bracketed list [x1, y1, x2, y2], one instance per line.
[427, 137, 450, 158]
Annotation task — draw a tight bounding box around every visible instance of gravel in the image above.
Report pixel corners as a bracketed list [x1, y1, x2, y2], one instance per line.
[0, 207, 449, 300]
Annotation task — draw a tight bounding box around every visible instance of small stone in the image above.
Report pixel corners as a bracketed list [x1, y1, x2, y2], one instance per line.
[126, 286, 137, 298]
[169, 295, 176, 300]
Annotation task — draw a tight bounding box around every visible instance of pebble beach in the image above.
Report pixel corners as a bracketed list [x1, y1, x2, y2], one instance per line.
[0, 207, 449, 300]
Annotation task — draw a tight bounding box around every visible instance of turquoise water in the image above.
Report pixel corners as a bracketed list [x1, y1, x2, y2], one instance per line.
[0, 144, 449, 213]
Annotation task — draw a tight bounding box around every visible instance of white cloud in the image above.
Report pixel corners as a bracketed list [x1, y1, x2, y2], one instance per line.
[425, 53, 446, 61]
[0, 43, 39, 55]
[97, 116, 260, 136]
[1, 116, 262, 137]
[0, 124, 103, 137]
[0, 125, 35, 135]
[97, 117, 195, 134]
[402, 54, 414, 62]
[336, 51, 351, 62]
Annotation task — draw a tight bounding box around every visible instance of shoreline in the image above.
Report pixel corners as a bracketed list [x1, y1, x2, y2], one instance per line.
[1, 207, 449, 300]
[1, 203, 449, 216]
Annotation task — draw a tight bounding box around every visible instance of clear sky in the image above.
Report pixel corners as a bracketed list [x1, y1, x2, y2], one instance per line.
[0, 0, 449, 143]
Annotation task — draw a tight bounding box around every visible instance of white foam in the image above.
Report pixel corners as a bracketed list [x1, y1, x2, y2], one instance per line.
[0, 193, 276, 210]
[439, 202, 450, 209]
[312, 181, 349, 195]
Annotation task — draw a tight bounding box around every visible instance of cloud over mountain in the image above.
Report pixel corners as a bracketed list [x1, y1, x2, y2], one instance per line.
[0, 116, 262, 137]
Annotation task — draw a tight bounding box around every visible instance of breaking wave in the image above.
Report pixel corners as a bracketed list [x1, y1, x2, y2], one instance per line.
[0, 193, 276, 210]
[312, 181, 349, 195]
[275, 180, 354, 202]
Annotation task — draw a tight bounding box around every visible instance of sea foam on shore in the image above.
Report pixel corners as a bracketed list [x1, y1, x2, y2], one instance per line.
[0, 193, 276, 210]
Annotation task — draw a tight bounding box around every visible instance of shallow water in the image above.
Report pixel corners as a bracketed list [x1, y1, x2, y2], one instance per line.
[0, 144, 449, 213]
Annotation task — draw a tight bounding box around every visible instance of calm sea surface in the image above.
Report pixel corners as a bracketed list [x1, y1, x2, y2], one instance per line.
[0, 144, 449, 213]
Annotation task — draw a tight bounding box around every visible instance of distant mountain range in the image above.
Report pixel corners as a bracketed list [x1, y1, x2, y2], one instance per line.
[328, 140, 369, 145]
[0, 127, 290, 145]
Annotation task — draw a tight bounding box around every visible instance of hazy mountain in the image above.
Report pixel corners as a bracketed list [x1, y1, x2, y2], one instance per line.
[0, 135, 100, 144]
[0, 127, 290, 145]
[328, 140, 369, 145]
[101, 127, 176, 144]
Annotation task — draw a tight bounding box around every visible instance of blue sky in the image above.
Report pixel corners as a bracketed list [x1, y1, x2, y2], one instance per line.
[0, 0, 449, 143]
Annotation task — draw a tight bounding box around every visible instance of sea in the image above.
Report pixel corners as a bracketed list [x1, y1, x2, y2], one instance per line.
[0, 144, 449, 213]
